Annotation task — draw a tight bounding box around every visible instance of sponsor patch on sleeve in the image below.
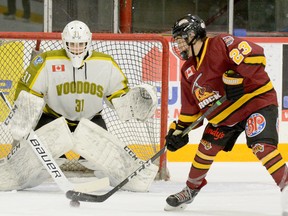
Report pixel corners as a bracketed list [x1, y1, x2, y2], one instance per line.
[222, 36, 234, 47]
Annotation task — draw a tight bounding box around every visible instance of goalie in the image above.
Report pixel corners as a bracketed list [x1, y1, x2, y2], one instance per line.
[0, 20, 158, 192]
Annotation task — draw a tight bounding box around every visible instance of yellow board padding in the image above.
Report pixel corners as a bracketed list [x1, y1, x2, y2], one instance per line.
[0, 144, 160, 161]
[1, 143, 287, 162]
[64, 144, 160, 161]
[64, 151, 81, 160]
[0, 144, 11, 158]
[0, 41, 25, 122]
[167, 143, 288, 162]
[0, 146, 82, 160]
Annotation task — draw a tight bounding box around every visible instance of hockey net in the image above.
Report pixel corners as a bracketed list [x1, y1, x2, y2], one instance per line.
[0, 32, 169, 180]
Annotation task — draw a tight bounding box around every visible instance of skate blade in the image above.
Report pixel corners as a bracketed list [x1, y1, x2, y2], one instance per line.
[164, 203, 188, 211]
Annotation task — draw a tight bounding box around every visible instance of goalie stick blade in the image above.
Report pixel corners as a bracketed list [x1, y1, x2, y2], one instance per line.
[66, 146, 167, 203]
[66, 190, 111, 202]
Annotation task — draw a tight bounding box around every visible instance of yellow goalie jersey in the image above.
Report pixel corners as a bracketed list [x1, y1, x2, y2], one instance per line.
[15, 49, 129, 121]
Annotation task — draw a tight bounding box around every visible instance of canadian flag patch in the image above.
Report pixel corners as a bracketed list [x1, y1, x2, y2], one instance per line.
[184, 66, 196, 79]
[52, 64, 65, 72]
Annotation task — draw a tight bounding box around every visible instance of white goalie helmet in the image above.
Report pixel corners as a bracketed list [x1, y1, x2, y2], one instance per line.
[62, 20, 92, 68]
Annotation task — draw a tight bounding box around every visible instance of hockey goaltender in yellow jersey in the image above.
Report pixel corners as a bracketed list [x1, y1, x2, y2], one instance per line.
[0, 20, 158, 193]
[15, 49, 129, 121]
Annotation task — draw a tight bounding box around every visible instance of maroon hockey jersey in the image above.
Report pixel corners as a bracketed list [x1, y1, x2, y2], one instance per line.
[178, 33, 278, 127]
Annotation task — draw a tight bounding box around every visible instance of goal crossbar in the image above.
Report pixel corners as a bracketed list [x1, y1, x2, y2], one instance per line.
[0, 32, 169, 180]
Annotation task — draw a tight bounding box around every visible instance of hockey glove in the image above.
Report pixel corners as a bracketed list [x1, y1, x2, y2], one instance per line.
[165, 121, 189, 152]
[222, 70, 244, 101]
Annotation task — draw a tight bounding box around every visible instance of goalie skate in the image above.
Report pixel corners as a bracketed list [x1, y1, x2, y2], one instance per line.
[164, 186, 199, 211]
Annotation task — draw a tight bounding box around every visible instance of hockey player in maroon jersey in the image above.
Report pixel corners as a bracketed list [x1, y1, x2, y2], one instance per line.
[164, 14, 288, 213]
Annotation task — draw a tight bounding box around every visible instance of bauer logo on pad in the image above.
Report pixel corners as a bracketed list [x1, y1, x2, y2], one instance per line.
[52, 64, 65, 72]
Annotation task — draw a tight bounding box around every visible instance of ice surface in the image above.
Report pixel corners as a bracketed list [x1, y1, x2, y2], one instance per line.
[0, 162, 283, 216]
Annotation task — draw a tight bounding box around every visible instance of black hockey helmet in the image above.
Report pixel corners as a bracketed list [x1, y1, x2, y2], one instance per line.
[172, 14, 206, 43]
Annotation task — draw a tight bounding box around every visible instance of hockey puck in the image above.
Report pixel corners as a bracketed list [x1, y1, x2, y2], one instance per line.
[70, 199, 80, 208]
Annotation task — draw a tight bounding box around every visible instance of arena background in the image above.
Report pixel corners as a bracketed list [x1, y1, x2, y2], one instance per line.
[0, 0, 287, 162]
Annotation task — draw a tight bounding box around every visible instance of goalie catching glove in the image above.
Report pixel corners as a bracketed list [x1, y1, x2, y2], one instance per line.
[165, 121, 189, 152]
[112, 84, 157, 121]
[222, 70, 244, 101]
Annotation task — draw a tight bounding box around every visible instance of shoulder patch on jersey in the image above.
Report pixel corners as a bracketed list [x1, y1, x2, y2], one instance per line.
[184, 65, 196, 79]
[33, 56, 43, 65]
[222, 36, 234, 47]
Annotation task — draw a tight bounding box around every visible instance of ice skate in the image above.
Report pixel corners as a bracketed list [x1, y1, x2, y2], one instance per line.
[164, 186, 200, 211]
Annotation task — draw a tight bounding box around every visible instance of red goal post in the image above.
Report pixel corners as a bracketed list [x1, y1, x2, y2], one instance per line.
[0, 32, 169, 180]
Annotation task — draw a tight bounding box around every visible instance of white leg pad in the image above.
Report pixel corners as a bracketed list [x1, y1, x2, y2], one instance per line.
[0, 117, 73, 191]
[9, 91, 45, 141]
[72, 118, 158, 192]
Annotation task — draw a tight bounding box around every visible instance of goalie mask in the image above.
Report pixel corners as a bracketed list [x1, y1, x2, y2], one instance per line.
[171, 14, 206, 60]
[62, 20, 92, 68]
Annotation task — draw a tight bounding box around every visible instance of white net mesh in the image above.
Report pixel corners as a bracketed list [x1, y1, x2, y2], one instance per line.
[0, 33, 169, 180]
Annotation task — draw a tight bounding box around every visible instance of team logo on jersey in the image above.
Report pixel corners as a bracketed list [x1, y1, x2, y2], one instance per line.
[245, 113, 266, 137]
[252, 143, 264, 155]
[200, 139, 212, 150]
[222, 36, 234, 47]
[33, 56, 43, 65]
[184, 66, 196, 79]
[52, 64, 65, 72]
[194, 85, 221, 109]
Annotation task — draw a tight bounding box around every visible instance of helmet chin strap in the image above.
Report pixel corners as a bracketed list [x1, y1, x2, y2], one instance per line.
[180, 35, 197, 60]
[191, 44, 196, 58]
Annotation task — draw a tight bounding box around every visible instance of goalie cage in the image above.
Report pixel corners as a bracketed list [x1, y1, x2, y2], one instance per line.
[0, 32, 169, 180]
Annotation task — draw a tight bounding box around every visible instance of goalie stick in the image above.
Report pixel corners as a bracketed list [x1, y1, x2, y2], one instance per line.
[0, 91, 109, 193]
[65, 95, 227, 203]
[30, 39, 42, 61]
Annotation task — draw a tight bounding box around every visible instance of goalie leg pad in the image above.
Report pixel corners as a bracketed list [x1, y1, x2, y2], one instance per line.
[0, 117, 73, 191]
[72, 118, 158, 192]
[9, 91, 45, 141]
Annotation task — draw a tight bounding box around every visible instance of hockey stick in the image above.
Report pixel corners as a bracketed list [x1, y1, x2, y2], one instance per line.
[182, 95, 227, 136]
[66, 95, 227, 203]
[67, 146, 165, 202]
[0, 91, 109, 193]
[30, 39, 42, 61]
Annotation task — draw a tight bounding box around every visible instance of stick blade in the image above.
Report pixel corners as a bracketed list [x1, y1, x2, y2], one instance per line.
[66, 190, 108, 203]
